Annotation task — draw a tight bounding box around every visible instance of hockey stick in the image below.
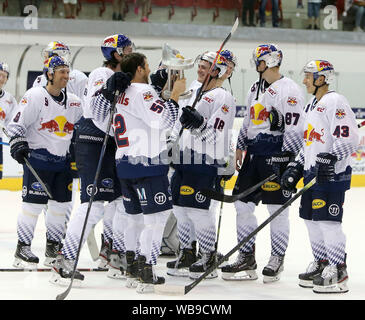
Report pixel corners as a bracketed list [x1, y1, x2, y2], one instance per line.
[155, 177, 316, 296]
[0, 141, 9, 146]
[358, 120, 365, 128]
[0, 268, 107, 272]
[2, 128, 53, 199]
[56, 90, 119, 301]
[201, 173, 276, 203]
[87, 226, 100, 261]
[169, 18, 239, 153]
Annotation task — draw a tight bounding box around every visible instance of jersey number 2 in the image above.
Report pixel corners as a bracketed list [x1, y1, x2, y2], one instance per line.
[114, 114, 129, 148]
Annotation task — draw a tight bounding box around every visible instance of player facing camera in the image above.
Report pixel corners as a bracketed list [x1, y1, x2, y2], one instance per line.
[43, 56, 70, 92]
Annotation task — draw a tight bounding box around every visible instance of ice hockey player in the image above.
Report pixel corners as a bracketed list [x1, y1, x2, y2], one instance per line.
[32, 41, 88, 266]
[168, 51, 236, 280]
[166, 50, 237, 277]
[281, 60, 359, 294]
[0, 62, 17, 180]
[221, 44, 305, 283]
[91, 52, 186, 293]
[50, 34, 133, 285]
[7, 56, 83, 269]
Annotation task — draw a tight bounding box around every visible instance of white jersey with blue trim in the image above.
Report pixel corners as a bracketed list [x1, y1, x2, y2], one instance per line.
[0, 89, 17, 137]
[237, 76, 305, 155]
[84, 66, 114, 134]
[178, 86, 236, 164]
[300, 91, 359, 175]
[7, 86, 83, 157]
[33, 69, 88, 101]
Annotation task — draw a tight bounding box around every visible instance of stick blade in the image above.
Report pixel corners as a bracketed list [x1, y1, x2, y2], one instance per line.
[200, 188, 226, 202]
[154, 284, 186, 296]
[231, 17, 239, 35]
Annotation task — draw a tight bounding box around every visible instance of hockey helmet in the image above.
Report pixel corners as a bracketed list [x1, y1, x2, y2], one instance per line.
[0, 62, 10, 79]
[42, 41, 71, 63]
[101, 34, 134, 60]
[302, 60, 335, 85]
[220, 49, 238, 70]
[195, 51, 228, 78]
[43, 55, 70, 76]
[252, 44, 283, 69]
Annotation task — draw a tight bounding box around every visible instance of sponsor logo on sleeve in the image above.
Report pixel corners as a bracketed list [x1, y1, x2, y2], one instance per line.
[287, 97, 297, 106]
[93, 79, 104, 87]
[143, 91, 154, 101]
[154, 192, 167, 205]
[267, 87, 276, 97]
[328, 204, 340, 216]
[195, 191, 207, 203]
[203, 96, 214, 104]
[221, 104, 229, 114]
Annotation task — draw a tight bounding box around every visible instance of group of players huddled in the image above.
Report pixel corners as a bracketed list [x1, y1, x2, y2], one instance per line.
[0, 33, 359, 294]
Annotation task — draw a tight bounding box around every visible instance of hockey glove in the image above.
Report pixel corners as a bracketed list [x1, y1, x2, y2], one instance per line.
[10, 136, 30, 165]
[102, 72, 132, 102]
[271, 151, 295, 181]
[269, 107, 285, 133]
[179, 106, 204, 129]
[150, 68, 168, 93]
[280, 161, 303, 193]
[315, 152, 337, 184]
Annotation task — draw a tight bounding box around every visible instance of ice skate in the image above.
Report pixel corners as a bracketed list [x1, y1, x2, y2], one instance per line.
[262, 254, 284, 283]
[44, 238, 63, 267]
[49, 255, 84, 287]
[312, 263, 349, 294]
[97, 234, 110, 269]
[13, 241, 39, 269]
[189, 251, 218, 280]
[221, 251, 258, 281]
[107, 250, 127, 280]
[125, 251, 140, 288]
[166, 247, 197, 277]
[298, 259, 328, 288]
[136, 255, 165, 294]
[216, 251, 229, 269]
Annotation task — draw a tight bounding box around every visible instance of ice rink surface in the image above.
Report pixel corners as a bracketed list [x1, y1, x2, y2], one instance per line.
[0, 187, 364, 301]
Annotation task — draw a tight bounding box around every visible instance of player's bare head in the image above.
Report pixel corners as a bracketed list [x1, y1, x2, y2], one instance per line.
[120, 52, 149, 84]
[43, 56, 70, 88]
[302, 60, 333, 95]
[101, 34, 134, 70]
[0, 62, 9, 88]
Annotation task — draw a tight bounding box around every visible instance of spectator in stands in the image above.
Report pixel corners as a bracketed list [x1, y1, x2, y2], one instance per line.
[242, 0, 257, 26]
[259, 0, 279, 27]
[307, 0, 321, 29]
[112, 0, 125, 21]
[134, 0, 151, 22]
[352, 0, 365, 31]
[63, 0, 77, 19]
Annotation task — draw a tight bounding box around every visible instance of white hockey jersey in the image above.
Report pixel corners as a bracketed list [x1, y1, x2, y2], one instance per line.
[33, 69, 88, 101]
[7, 87, 83, 160]
[91, 82, 180, 179]
[84, 66, 114, 134]
[298, 91, 359, 191]
[0, 89, 17, 137]
[237, 76, 305, 156]
[174, 86, 236, 173]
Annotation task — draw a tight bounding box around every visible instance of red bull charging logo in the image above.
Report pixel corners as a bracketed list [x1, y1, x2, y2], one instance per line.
[0, 107, 5, 121]
[103, 36, 118, 48]
[250, 103, 270, 125]
[38, 116, 74, 137]
[256, 45, 270, 58]
[315, 60, 333, 72]
[304, 123, 325, 146]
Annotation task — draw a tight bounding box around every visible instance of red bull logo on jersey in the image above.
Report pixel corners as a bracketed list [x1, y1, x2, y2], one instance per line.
[0, 107, 5, 120]
[335, 108, 346, 119]
[250, 103, 270, 125]
[221, 104, 229, 114]
[143, 91, 153, 101]
[38, 116, 74, 137]
[287, 97, 297, 106]
[304, 123, 325, 146]
[21, 98, 27, 105]
[94, 79, 104, 86]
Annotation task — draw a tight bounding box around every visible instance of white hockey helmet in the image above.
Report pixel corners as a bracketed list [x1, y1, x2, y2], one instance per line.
[252, 44, 283, 69]
[42, 41, 71, 63]
[302, 60, 335, 85]
[195, 51, 228, 78]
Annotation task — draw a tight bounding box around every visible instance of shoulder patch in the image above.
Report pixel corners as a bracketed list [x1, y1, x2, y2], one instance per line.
[143, 91, 154, 101]
[287, 97, 297, 106]
[221, 104, 230, 114]
[203, 96, 214, 104]
[20, 98, 28, 105]
[267, 87, 277, 97]
[335, 108, 346, 119]
[93, 79, 104, 87]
